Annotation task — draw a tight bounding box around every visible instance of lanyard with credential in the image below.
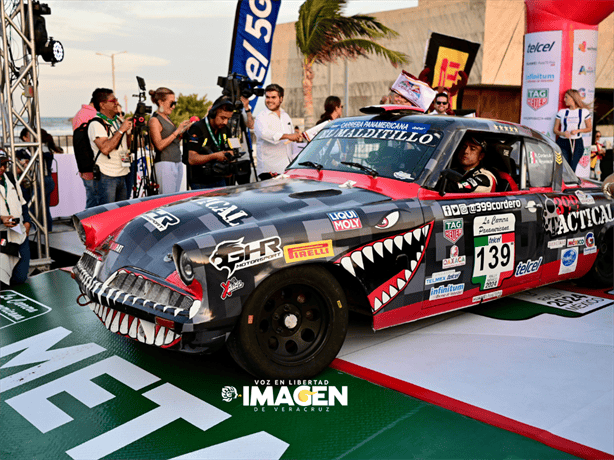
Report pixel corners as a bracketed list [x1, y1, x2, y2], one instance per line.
[204, 117, 226, 150]
[0, 179, 12, 215]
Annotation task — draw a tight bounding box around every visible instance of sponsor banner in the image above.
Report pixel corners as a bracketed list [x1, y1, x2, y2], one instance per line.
[442, 199, 521, 217]
[472, 290, 503, 303]
[284, 240, 333, 263]
[473, 214, 515, 237]
[443, 244, 466, 268]
[572, 29, 598, 178]
[423, 32, 480, 110]
[515, 257, 543, 277]
[512, 288, 613, 314]
[194, 197, 250, 227]
[429, 283, 465, 300]
[443, 218, 463, 243]
[327, 210, 362, 232]
[210, 236, 283, 278]
[559, 247, 578, 275]
[520, 30, 562, 139]
[425, 269, 461, 286]
[575, 190, 595, 206]
[228, 0, 282, 111]
[473, 232, 515, 290]
[584, 231, 597, 255]
[141, 210, 180, 232]
[547, 239, 566, 249]
[220, 277, 245, 300]
[543, 202, 613, 237]
[222, 382, 348, 410]
[567, 237, 585, 247]
[0, 291, 52, 328]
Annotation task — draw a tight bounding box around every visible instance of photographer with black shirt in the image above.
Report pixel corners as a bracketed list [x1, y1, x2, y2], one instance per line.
[184, 96, 235, 189]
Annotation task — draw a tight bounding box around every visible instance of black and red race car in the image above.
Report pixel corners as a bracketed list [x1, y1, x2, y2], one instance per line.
[72, 108, 613, 378]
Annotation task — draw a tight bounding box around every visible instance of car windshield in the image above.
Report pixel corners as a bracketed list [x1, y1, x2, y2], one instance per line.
[290, 119, 443, 182]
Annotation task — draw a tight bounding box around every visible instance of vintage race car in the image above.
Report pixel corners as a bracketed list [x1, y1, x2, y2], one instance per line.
[72, 107, 613, 379]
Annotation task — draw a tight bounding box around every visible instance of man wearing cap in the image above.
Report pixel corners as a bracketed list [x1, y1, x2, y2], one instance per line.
[184, 96, 234, 189]
[0, 150, 32, 287]
[447, 137, 497, 193]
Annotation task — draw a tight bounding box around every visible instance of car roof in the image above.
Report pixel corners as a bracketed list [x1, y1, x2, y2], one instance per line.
[345, 110, 550, 144]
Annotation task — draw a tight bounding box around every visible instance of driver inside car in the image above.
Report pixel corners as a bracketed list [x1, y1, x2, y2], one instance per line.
[445, 136, 497, 193]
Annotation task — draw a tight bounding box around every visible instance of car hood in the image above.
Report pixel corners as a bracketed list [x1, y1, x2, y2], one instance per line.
[90, 178, 394, 280]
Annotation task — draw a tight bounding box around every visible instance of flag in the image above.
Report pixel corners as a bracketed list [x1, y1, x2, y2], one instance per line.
[423, 33, 480, 110]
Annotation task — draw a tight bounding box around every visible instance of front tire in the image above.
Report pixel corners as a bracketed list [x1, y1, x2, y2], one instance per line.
[227, 265, 348, 379]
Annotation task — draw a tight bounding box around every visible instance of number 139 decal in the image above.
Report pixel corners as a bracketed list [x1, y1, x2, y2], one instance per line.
[472, 214, 516, 290]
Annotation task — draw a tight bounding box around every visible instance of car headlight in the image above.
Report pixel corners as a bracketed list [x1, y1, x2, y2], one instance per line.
[178, 251, 195, 285]
[72, 216, 87, 244]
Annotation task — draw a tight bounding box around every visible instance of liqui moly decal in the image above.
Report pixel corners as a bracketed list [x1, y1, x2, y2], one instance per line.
[327, 210, 362, 232]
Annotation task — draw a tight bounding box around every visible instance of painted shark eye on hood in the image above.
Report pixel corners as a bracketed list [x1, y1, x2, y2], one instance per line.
[335, 221, 433, 312]
[375, 211, 400, 229]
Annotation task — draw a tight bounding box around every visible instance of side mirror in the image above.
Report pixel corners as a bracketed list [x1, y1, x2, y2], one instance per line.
[438, 168, 463, 196]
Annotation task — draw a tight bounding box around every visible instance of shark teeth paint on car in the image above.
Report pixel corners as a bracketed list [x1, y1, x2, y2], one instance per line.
[335, 222, 433, 312]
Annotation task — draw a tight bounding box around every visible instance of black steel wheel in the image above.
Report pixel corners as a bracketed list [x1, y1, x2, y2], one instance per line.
[227, 265, 348, 379]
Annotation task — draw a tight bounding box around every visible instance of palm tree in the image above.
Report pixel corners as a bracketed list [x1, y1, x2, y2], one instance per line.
[296, 0, 408, 127]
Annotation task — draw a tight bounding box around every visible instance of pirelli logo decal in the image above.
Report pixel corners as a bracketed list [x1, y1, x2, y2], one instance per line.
[284, 240, 333, 263]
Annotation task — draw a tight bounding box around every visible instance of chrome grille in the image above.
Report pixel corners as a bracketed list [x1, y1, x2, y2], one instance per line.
[77, 251, 99, 274]
[109, 272, 193, 311]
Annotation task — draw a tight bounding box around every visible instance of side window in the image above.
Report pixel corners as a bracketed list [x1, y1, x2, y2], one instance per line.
[524, 139, 554, 188]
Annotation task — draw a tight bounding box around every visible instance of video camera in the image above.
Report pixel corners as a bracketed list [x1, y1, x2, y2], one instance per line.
[217, 73, 264, 109]
[212, 150, 250, 177]
[132, 76, 152, 128]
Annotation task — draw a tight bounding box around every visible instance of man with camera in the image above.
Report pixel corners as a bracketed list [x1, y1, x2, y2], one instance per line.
[88, 88, 133, 205]
[254, 84, 302, 180]
[184, 96, 237, 189]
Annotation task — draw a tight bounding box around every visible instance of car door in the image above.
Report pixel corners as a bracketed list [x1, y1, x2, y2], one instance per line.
[526, 137, 606, 285]
[422, 136, 544, 311]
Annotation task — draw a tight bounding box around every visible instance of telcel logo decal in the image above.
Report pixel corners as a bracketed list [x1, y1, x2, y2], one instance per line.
[527, 41, 555, 53]
[515, 257, 542, 276]
[222, 382, 348, 412]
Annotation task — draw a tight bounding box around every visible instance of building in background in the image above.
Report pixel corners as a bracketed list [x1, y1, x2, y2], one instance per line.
[270, 0, 613, 136]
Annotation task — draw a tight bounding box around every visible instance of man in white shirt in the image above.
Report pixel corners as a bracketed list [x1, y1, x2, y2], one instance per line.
[254, 84, 302, 180]
[87, 88, 133, 205]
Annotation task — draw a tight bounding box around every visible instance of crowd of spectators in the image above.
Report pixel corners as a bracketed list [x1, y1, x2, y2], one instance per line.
[0, 79, 611, 288]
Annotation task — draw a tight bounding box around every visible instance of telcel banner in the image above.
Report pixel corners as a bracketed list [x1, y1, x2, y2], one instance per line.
[520, 31, 562, 140]
[228, 0, 282, 110]
[572, 30, 598, 177]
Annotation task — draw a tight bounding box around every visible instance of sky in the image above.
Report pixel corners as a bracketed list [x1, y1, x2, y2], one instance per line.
[12, 0, 418, 117]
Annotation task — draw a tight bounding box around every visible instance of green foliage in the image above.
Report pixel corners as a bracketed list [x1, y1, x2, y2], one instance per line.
[296, 0, 408, 66]
[170, 94, 212, 125]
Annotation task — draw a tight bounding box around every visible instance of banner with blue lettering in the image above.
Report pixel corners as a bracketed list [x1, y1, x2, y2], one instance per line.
[229, 0, 282, 110]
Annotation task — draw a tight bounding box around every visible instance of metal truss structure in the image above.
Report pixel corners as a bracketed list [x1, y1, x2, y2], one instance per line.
[1, 0, 52, 271]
